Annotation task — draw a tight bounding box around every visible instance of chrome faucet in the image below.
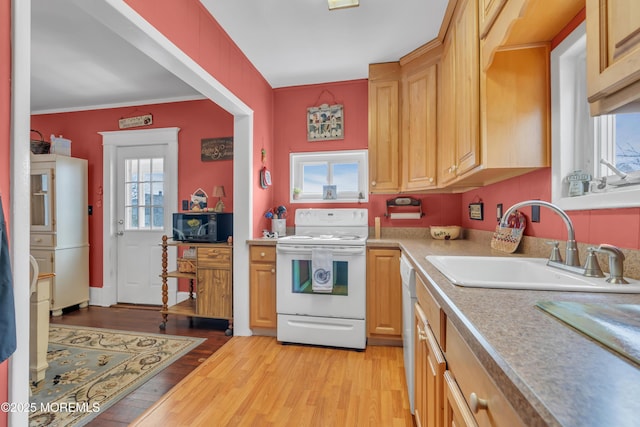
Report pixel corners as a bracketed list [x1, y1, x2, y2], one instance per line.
[501, 200, 580, 268]
[501, 200, 629, 285]
[589, 244, 628, 284]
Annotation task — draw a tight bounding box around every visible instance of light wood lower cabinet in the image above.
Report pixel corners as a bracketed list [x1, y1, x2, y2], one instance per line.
[445, 318, 525, 427]
[415, 303, 446, 427]
[414, 267, 524, 427]
[366, 248, 402, 344]
[444, 371, 478, 427]
[249, 246, 277, 330]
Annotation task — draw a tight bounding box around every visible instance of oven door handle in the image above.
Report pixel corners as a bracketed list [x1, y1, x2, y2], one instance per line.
[276, 245, 365, 255]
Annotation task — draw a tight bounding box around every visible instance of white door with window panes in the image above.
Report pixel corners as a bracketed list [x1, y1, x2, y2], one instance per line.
[116, 145, 168, 304]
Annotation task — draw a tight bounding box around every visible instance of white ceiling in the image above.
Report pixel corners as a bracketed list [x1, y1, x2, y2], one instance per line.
[31, 0, 448, 113]
[200, 0, 448, 88]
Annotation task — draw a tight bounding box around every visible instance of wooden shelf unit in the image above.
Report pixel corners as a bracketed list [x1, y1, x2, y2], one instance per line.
[159, 235, 233, 335]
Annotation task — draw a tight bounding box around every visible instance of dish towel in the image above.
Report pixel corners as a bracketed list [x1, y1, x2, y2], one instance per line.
[312, 248, 333, 293]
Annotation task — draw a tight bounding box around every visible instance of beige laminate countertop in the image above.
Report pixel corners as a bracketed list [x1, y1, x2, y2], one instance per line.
[375, 237, 640, 427]
[247, 236, 640, 426]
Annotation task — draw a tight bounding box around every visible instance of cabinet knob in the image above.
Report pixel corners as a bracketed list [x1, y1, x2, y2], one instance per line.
[428, 177, 434, 183]
[371, 181, 377, 186]
[271, 268, 275, 273]
[260, 252, 266, 257]
[470, 392, 488, 413]
[417, 324, 428, 341]
[35, 238, 42, 242]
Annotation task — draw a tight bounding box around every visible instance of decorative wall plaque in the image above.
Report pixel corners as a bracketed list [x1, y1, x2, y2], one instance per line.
[201, 137, 233, 161]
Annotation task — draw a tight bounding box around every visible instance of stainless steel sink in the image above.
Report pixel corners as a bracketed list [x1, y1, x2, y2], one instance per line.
[426, 255, 640, 293]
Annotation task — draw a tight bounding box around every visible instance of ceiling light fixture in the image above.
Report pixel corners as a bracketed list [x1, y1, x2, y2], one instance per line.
[328, 0, 359, 10]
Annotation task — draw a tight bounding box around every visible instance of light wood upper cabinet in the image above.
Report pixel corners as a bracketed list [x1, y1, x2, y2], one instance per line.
[440, 0, 587, 188]
[368, 63, 401, 193]
[437, 0, 481, 187]
[454, 0, 481, 177]
[438, 33, 458, 186]
[401, 61, 438, 191]
[587, 0, 640, 114]
[479, 0, 507, 39]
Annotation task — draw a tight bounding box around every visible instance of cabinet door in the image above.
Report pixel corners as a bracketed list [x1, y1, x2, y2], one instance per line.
[438, 33, 458, 186]
[444, 371, 478, 427]
[402, 64, 438, 191]
[415, 304, 446, 427]
[30, 168, 54, 232]
[197, 267, 232, 318]
[587, 0, 640, 105]
[454, 0, 480, 176]
[250, 261, 277, 329]
[369, 79, 400, 193]
[366, 249, 402, 338]
[414, 307, 428, 427]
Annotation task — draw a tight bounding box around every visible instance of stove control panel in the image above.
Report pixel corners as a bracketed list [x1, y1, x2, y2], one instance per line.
[295, 208, 368, 226]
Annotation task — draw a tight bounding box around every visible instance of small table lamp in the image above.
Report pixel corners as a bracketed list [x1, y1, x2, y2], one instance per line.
[212, 185, 226, 212]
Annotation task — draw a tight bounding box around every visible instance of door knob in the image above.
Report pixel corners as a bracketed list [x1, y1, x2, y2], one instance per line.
[118, 219, 124, 224]
[116, 231, 124, 236]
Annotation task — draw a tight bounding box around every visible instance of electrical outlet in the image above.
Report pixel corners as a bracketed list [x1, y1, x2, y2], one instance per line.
[496, 203, 503, 223]
[182, 200, 189, 211]
[532, 205, 541, 222]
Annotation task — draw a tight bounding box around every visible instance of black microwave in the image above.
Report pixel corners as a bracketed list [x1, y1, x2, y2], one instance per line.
[172, 212, 233, 243]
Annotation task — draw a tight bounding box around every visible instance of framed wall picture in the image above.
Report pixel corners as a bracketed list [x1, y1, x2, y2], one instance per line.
[307, 104, 344, 141]
[323, 185, 337, 200]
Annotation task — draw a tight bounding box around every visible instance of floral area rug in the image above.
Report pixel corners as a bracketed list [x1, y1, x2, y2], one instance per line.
[29, 325, 205, 427]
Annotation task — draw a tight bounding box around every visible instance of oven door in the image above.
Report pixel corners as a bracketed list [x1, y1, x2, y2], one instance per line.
[276, 244, 366, 319]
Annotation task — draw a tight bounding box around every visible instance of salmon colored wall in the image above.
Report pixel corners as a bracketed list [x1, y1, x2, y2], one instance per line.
[124, 0, 275, 238]
[273, 80, 462, 231]
[461, 169, 640, 250]
[0, 0, 8, 420]
[31, 99, 234, 288]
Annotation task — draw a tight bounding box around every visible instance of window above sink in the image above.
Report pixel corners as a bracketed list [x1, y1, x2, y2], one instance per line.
[551, 22, 640, 211]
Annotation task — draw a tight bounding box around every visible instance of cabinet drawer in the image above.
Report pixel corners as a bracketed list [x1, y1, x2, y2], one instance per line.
[446, 319, 525, 427]
[416, 274, 445, 348]
[30, 233, 55, 248]
[250, 246, 276, 263]
[197, 247, 232, 268]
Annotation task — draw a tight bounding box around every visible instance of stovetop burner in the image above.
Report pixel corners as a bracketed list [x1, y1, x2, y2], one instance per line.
[277, 208, 369, 247]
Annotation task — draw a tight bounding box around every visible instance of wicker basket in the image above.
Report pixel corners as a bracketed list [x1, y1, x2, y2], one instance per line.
[177, 257, 196, 273]
[491, 210, 526, 253]
[30, 129, 50, 154]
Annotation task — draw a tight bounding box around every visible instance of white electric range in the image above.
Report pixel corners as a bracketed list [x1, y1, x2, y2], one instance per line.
[276, 208, 368, 349]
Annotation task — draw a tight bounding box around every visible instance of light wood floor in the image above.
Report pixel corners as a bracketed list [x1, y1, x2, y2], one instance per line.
[131, 336, 414, 427]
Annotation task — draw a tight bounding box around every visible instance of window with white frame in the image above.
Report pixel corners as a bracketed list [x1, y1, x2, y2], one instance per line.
[290, 149, 368, 203]
[551, 22, 640, 210]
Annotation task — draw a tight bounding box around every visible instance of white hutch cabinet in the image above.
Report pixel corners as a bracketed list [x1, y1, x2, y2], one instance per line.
[30, 154, 89, 316]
